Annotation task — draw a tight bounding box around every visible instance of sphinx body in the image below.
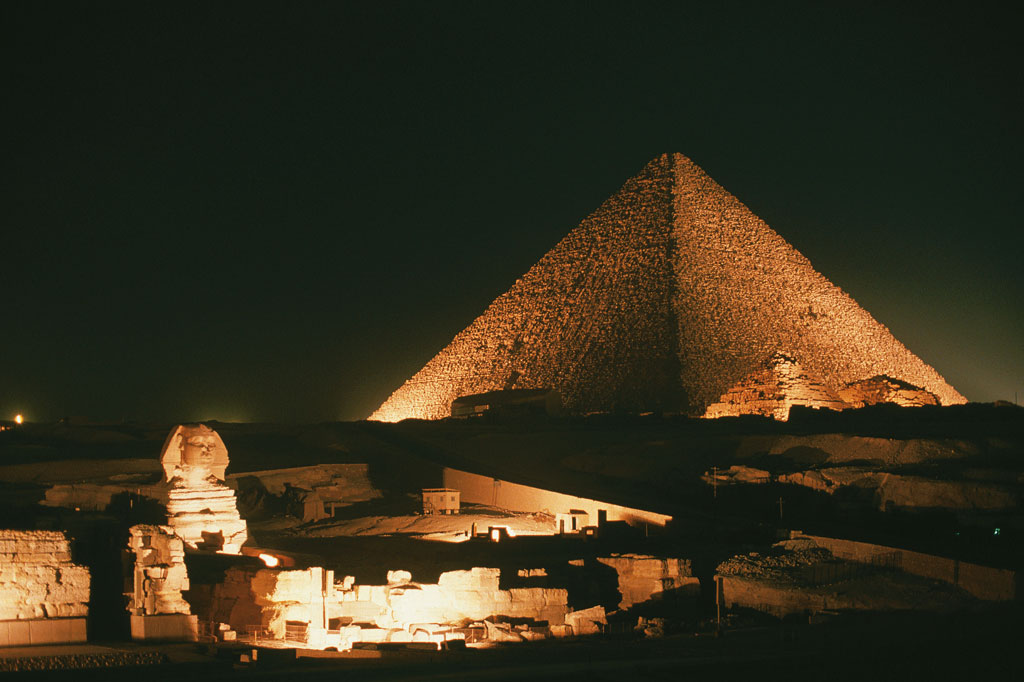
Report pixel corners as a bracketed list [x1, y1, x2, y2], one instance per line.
[159, 424, 248, 554]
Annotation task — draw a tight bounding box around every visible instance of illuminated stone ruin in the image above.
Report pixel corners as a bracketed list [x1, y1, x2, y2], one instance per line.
[703, 352, 849, 421]
[371, 153, 964, 422]
[838, 375, 940, 408]
[0, 530, 90, 646]
[125, 524, 198, 641]
[204, 565, 574, 649]
[159, 424, 248, 554]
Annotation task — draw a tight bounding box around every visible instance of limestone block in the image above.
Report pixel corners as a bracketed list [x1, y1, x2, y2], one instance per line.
[130, 613, 198, 642]
[565, 606, 606, 635]
[438, 567, 500, 592]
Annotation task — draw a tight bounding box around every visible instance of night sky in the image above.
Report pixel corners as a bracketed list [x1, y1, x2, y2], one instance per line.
[4, 2, 1021, 423]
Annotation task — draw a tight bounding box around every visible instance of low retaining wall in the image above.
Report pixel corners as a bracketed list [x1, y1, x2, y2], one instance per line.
[443, 468, 671, 527]
[797, 533, 1016, 602]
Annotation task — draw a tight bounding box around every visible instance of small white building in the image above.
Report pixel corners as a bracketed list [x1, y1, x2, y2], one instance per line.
[422, 488, 460, 515]
[555, 509, 589, 534]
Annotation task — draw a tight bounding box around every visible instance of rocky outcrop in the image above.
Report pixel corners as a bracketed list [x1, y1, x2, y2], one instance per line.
[371, 153, 964, 421]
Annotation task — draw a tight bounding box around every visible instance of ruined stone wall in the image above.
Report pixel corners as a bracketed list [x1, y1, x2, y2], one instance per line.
[217, 566, 567, 641]
[798, 534, 1016, 601]
[0, 530, 90, 621]
[372, 153, 963, 421]
[596, 554, 699, 611]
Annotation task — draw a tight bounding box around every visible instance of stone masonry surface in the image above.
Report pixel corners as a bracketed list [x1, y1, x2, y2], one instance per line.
[371, 153, 964, 421]
[0, 530, 90, 620]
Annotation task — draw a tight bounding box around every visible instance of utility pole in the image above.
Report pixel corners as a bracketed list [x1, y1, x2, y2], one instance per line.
[712, 465, 718, 499]
[777, 496, 784, 521]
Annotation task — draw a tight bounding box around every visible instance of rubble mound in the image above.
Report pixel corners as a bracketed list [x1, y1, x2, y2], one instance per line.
[372, 153, 963, 421]
[839, 375, 940, 408]
[716, 545, 834, 584]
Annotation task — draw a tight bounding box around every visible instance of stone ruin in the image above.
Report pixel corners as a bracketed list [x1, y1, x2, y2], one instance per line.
[703, 352, 849, 421]
[125, 525, 197, 641]
[201, 565, 574, 649]
[703, 353, 942, 420]
[371, 153, 964, 422]
[0, 530, 90, 646]
[159, 424, 247, 554]
[596, 554, 700, 611]
[189, 552, 702, 650]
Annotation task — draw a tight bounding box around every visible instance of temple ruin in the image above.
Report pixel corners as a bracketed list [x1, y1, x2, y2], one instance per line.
[371, 153, 964, 422]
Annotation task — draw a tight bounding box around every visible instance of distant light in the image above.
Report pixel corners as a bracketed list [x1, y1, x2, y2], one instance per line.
[993, 528, 1001, 536]
[258, 553, 280, 567]
[14, 414, 23, 425]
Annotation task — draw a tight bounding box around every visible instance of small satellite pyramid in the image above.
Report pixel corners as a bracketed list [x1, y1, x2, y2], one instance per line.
[371, 153, 964, 421]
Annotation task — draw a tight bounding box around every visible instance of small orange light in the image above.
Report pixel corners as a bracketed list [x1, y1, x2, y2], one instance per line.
[14, 414, 23, 425]
[258, 553, 280, 567]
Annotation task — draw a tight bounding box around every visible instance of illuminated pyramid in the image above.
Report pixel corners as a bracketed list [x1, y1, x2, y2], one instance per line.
[371, 153, 964, 421]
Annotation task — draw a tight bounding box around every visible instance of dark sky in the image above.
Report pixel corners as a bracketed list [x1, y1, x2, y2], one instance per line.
[4, 1, 1022, 423]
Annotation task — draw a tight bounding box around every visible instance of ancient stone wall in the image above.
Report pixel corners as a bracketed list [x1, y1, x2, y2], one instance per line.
[0, 530, 90, 621]
[596, 554, 699, 611]
[372, 153, 964, 422]
[211, 565, 569, 647]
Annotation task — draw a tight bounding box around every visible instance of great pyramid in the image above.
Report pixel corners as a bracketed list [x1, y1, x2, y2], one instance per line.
[371, 153, 964, 422]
